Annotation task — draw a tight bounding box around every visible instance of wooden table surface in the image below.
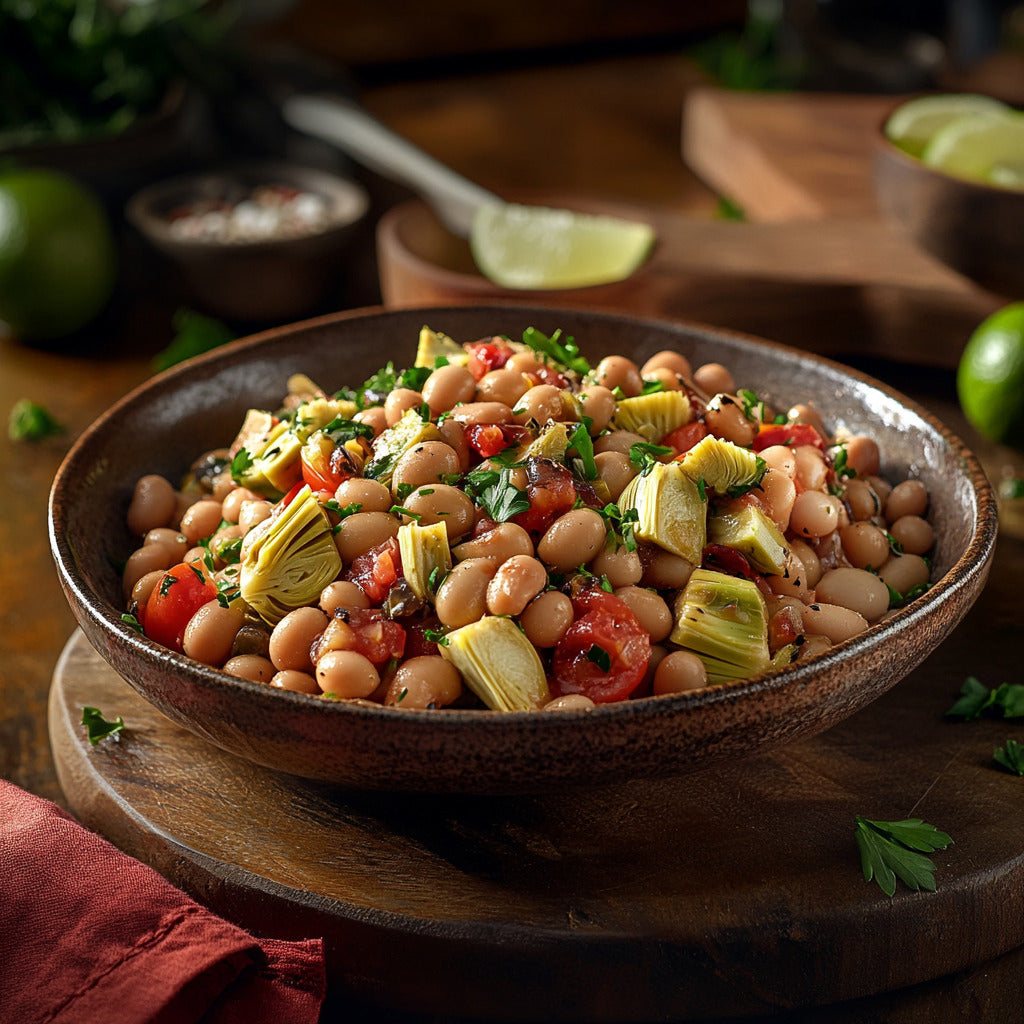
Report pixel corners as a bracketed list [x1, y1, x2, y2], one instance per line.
[4, 47, 1024, 1023]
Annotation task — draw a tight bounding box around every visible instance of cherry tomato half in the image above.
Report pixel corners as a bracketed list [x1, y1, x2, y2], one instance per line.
[751, 423, 825, 451]
[346, 536, 402, 604]
[141, 561, 217, 652]
[665, 420, 709, 456]
[300, 433, 360, 493]
[464, 423, 530, 458]
[340, 608, 407, 666]
[550, 589, 651, 703]
[466, 340, 514, 381]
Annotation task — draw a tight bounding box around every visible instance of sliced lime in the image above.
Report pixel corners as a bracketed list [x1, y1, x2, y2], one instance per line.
[921, 111, 1024, 189]
[883, 93, 1011, 158]
[470, 202, 655, 290]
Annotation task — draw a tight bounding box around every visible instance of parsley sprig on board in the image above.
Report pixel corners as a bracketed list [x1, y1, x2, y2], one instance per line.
[855, 817, 953, 896]
[81, 706, 125, 746]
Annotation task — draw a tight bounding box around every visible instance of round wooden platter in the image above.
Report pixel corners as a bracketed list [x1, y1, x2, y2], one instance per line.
[50, 628, 1024, 1023]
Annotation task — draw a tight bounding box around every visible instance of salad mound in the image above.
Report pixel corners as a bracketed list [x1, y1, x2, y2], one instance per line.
[121, 326, 935, 712]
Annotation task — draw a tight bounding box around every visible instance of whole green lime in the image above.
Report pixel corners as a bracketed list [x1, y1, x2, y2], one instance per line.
[957, 302, 1024, 449]
[0, 168, 118, 340]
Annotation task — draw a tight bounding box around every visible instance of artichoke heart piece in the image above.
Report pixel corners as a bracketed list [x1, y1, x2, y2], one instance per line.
[293, 396, 359, 437]
[397, 520, 452, 601]
[235, 419, 303, 499]
[679, 435, 765, 496]
[239, 485, 342, 626]
[612, 390, 691, 440]
[416, 326, 469, 367]
[514, 421, 571, 463]
[363, 408, 442, 484]
[440, 616, 550, 712]
[670, 568, 770, 685]
[618, 461, 706, 564]
[708, 504, 790, 575]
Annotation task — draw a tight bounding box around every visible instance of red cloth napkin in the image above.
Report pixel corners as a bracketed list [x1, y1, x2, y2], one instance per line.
[0, 779, 325, 1024]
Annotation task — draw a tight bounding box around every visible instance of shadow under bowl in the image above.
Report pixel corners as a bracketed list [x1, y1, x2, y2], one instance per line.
[126, 160, 369, 321]
[874, 137, 1024, 298]
[49, 305, 996, 794]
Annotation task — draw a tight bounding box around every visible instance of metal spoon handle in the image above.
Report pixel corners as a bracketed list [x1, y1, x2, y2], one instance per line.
[282, 93, 500, 237]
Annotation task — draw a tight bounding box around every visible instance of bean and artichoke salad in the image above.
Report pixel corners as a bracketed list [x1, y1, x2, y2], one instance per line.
[121, 327, 935, 712]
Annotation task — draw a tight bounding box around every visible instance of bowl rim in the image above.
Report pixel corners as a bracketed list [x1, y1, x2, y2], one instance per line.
[49, 304, 999, 742]
[125, 159, 370, 253]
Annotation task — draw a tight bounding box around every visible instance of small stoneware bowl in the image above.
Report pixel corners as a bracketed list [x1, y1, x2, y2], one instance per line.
[376, 195, 659, 310]
[874, 132, 1024, 297]
[49, 305, 996, 794]
[126, 160, 369, 321]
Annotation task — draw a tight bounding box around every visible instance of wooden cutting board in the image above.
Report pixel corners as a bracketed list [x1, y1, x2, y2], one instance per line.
[50, 620, 1024, 1023]
[683, 87, 896, 222]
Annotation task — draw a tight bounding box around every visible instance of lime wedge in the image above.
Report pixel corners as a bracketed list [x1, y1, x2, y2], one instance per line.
[883, 93, 1011, 158]
[470, 202, 655, 290]
[922, 112, 1024, 190]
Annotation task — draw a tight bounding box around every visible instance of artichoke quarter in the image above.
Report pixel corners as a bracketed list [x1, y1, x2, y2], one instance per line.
[239, 484, 342, 626]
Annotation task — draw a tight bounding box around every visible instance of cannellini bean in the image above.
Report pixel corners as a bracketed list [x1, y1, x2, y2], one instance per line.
[475, 368, 529, 407]
[183, 600, 245, 666]
[705, 395, 757, 446]
[223, 655, 275, 683]
[789, 491, 841, 538]
[613, 586, 672, 642]
[653, 651, 708, 694]
[889, 515, 934, 555]
[269, 606, 328, 672]
[543, 694, 596, 712]
[334, 477, 392, 513]
[885, 480, 929, 523]
[537, 508, 607, 571]
[452, 521, 533, 563]
[641, 350, 692, 380]
[334, 511, 400, 562]
[485, 555, 548, 616]
[519, 591, 574, 648]
[692, 362, 734, 395]
[814, 567, 890, 622]
[594, 355, 643, 396]
[384, 387, 423, 426]
[422, 364, 476, 414]
[270, 670, 320, 694]
[435, 558, 496, 628]
[392, 441, 462, 491]
[878, 554, 930, 597]
[840, 521, 891, 570]
[590, 544, 642, 588]
[315, 650, 380, 698]
[385, 656, 462, 708]
[801, 602, 869, 644]
[127, 474, 178, 536]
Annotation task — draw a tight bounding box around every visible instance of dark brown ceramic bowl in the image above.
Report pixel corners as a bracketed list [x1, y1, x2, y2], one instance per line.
[874, 131, 1024, 297]
[50, 305, 996, 793]
[126, 161, 369, 321]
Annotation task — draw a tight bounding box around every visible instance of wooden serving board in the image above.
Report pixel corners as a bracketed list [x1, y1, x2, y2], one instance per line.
[50, 619, 1024, 1024]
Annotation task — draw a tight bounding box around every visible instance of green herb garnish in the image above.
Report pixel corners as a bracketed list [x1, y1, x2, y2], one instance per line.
[8, 399, 64, 442]
[585, 644, 611, 672]
[478, 469, 530, 522]
[81, 706, 125, 746]
[521, 327, 590, 375]
[153, 309, 234, 371]
[993, 739, 1024, 776]
[946, 676, 1024, 720]
[854, 816, 953, 896]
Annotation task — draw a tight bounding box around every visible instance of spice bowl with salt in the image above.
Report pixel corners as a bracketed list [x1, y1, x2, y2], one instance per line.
[126, 161, 369, 321]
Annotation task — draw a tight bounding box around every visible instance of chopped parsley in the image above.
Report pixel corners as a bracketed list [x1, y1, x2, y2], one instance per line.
[389, 505, 422, 522]
[567, 421, 598, 480]
[521, 327, 590, 375]
[8, 399, 64, 442]
[600, 502, 640, 552]
[81, 706, 126, 746]
[121, 612, 144, 634]
[629, 441, 673, 475]
[423, 627, 450, 647]
[585, 644, 611, 672]
[152, 309, 234, 372]
[477, 468, 530, 522]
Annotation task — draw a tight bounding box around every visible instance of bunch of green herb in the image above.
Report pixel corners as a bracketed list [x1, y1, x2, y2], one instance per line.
[0, 0, 229, 148]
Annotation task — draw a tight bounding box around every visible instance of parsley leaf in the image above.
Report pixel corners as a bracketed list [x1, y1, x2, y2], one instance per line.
[567, 421, 598, 480]
[521, 327, 590, 375]
[81, 706, 126, 746]
[121, 612, 144, 634]
[993, 739, 1024, 776]
[479, 469, 530, 522]
[629, 441, 673, 475]
[946, 676, 1024, 720]
[8, 398, 64, 442]
[152, 309, 234, 372]
[854, 816, 952, 896]
[586, 644, 611, 671]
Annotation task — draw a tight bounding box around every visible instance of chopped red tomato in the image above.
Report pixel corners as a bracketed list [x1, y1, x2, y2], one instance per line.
[665, 420, 708, 455]
[769, 605, 802, 654]
[403, 618, 442, 659]
[464, 423, 530, 458]
[702, 542, 757, 581]
[341, 608, 407, 665]
[550, 588, 651, 704]
[751, 422, 825, 451]
[140, 561, 217, 653]
[300, 434, 360, 492]
[512, 459, 577, 534]
[466, 339, 514, 381]
[346, 536, 402, 603]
